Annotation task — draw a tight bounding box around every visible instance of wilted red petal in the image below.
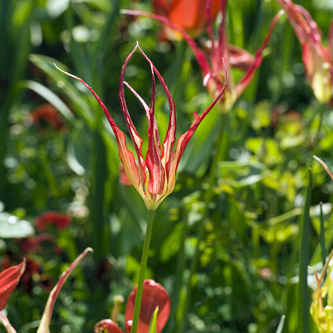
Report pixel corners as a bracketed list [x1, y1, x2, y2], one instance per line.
[0, 260, 25, 311]
[235, 10, 283, 98]
[37, 248, 92, 333]
[125, 280, 170, 333]
[228, 45, 254, 70]
[94, 319, 123, 333]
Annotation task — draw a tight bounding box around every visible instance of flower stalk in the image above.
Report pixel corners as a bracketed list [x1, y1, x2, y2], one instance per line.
[131, 209, 155, 333]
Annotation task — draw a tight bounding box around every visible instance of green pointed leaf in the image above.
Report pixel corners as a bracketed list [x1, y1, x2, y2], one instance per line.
[148, 307, 159, 333]
[19, 80, 74, 122]
[298, 168, 312, 333]
[275, 315, 285, 333]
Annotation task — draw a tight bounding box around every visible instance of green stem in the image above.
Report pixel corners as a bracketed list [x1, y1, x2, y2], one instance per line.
[312, 102, 326, 152]
[131, 209, 155, 333]
[176, 112, 228, 333]
[319, 202, 326, 270]
[166, 209, 187, 332]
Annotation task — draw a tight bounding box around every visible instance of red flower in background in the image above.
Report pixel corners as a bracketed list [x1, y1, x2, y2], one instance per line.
[95, 280, 170, 333]
[276, 0, 333, 104]
[29, 104, 65, 131]
[18, 234, 61, 254]
[0, 261, 25, 311]
[124, 1, 282, 112]
[35, 211, 71, 231]
[152, 0, 220, 39]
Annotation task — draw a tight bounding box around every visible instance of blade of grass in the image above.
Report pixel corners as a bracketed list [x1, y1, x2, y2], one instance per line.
[275, 315, 285, 333]
[298, 168, 312, 333]
[319, 202, 326, 269]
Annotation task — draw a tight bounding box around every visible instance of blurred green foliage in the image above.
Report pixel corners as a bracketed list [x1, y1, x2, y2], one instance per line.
[1, 0, 333, 333]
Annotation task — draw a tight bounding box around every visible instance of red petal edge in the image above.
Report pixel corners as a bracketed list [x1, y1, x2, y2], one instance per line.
[36, 248, 92, 333]
[94, 319, 123, 333]
[125, 280, 170, 333]
[0, 260, 26, 311]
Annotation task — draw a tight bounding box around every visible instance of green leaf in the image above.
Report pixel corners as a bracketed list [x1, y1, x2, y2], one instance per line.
[19, 80, 75, 122]
[275, 315, 285, 333]
[148, 307, 159, 333]
[319, 202, 326, 268]
[12, 0, 32, 26]
[0, 212, 34, 238]
[298, 168, 312, 333]
[67, 122, 91, 175]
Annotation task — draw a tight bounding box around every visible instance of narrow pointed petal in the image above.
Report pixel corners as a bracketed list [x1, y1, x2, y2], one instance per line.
[145, 63, 165, 196]
[0, 260, 25, 311]
[122, 10, 211, 77]
[125, 280, 170, 333]
[124, 82, 160, 150]
[137, 46, 176, 183]
[37, 248, 92, 333]
[119, 44, 147, 188]
[136, 47, 167, 196]
[235, 10, 283, 98]
[94, 319, 123, 333]
[0, 313, 17, 333]
[314, 156, 333, 182]
[55, 65, 144, 198]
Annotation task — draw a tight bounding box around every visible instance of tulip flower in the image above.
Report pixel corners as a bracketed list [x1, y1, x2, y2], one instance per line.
[55, 43, 226, 210]
[152, 0, 220, 40]
[95, 280, 170, 333]
[123, 1, 283, 112]
[276, 0, 333, 104]
[0, 248, 92, 333]
[0, 260, 25, 311]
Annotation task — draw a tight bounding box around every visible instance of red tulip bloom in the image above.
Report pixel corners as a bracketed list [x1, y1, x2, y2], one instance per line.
[56, 44, 226, 210]
[123, 1, 282, 112]
[276, 0, 333, 103]
[152, 0, 221, 39]
[0, 261, 25, 311]
[35, 211, 71, 231]
[95, 280, 170, 333]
